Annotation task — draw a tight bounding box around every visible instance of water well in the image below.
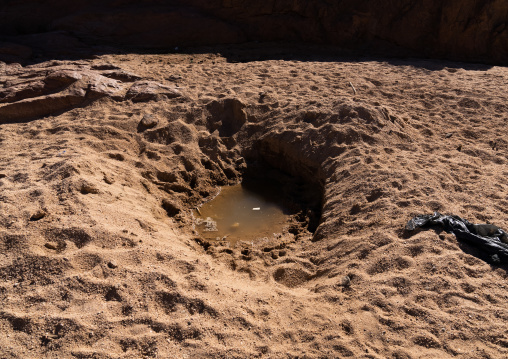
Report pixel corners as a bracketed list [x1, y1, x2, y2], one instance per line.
[194, 159, 323, 247]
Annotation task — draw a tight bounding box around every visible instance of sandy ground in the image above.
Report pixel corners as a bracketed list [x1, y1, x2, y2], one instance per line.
[1, 47, 508, 358]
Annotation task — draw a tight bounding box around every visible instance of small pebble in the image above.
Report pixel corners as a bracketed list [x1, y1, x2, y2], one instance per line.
[30, 210, 46, 221]
[103, 174, 115, 184]
[80, 183, 99, 194]
[44, 242, 58, 250]
[107, 261, 118, 269]
[339, 275, 351, 287]
[139, 114, 158, 128]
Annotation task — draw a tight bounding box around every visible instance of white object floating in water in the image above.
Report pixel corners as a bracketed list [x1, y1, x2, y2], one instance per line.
[252, 207, 261, 211]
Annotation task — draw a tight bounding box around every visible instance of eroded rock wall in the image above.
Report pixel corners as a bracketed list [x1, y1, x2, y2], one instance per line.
[0, 0, 507, 64]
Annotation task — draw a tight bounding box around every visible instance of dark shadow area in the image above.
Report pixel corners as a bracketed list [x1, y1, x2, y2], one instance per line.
[240, 177, 295, 217]
[190, 42, 495, 72]
[243, 158, 323, 233]
[1, 0, 506, 67]
[1, 39, 495, 73]
[456, 240, 508, 274]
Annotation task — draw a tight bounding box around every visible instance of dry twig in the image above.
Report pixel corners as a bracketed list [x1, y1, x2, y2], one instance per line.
[349, 81, 357, 95]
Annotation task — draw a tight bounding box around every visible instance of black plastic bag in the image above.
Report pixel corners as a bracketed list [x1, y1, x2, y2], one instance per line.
[405, 212, 508, 263]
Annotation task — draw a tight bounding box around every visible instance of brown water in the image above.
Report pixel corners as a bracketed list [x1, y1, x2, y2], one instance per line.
[195, 182, 290, 245]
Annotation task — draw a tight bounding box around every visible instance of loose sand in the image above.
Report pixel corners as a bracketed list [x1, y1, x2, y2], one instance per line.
[1, 47, 508, 358]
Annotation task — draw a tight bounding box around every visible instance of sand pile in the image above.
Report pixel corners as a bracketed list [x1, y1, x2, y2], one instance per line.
[1, 49, 508, 358]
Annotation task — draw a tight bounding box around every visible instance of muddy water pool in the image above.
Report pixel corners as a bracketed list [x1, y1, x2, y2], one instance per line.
[194, 181, 292, 246]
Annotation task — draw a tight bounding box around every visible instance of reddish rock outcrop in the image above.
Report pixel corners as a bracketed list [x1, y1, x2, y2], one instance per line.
[0, 1, 507, 63]
[0, 64, 181, 123]
[126, 81, 182, 103]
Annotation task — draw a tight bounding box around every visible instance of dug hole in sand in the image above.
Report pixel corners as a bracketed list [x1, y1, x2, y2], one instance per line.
[0, 49, 508, 358]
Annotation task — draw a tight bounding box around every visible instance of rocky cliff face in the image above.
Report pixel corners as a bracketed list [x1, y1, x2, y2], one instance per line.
[0, 0, 507, 63]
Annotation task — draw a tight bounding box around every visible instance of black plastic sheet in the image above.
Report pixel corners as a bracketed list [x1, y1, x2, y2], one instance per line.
[405, 212, 508, 263]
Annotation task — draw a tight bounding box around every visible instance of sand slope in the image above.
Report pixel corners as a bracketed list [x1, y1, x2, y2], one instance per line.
[1, 50, 508, 358]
